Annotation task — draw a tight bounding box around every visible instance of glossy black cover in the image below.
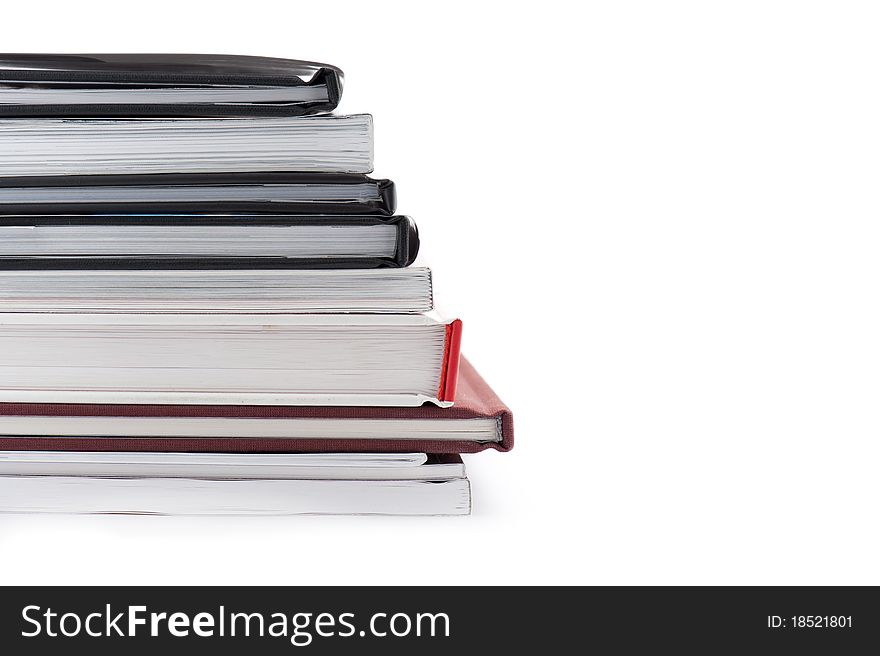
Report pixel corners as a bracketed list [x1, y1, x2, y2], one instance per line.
[0, 54, 343, 117]
[0, 173, 396, 216]
[0, 214, 418, 269]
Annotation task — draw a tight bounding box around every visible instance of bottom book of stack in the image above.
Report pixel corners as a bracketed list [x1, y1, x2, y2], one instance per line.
[0, 452, 470, 516]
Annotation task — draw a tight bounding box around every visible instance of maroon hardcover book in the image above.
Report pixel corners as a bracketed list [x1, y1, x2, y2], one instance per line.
[0, 357, 513, 454]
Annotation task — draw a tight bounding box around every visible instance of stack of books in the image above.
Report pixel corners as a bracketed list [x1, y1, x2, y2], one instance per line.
[0, 53, 513, 515]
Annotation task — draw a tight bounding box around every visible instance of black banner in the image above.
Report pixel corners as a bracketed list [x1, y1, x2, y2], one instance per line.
[0, 587, 876, 654]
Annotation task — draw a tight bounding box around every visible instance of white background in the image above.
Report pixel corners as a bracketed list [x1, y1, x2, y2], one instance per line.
[2, 1, 879, 584]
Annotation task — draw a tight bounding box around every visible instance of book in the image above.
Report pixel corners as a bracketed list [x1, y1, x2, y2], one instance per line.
[0, 173, 396, 215]
[0, 214, 418, 269]
[0, 54, 343, 117]
[0, 313, 463, 407]
[0, 358, 510, 454]
[0, 451, 465, 480]
[0, 453, 470, 516]
[0, 267, 433, 313]
[0, 115, 373, 176]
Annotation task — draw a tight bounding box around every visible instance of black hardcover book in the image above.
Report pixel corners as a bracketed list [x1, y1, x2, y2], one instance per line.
[0, 173, 396, 215]
[0, 54, 343, 117]
[0, 214, 418, 269]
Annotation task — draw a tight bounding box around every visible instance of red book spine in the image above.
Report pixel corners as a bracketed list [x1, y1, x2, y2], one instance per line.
[438, 319, 463, 403]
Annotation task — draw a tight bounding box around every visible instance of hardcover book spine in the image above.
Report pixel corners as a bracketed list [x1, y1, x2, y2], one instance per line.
[394, 216, 420, 267]
[438, 320, 463, 403]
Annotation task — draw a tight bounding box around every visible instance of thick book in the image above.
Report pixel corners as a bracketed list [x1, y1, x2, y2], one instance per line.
[0, 54, 343, 117]
[0, 173, 396, 215]
[0, 115, 372, 176]
[0, 453, 469, 516]
[0, 214, 418, 269]
[0, 267, 433, 313]
[0, 358, 510, 454]
[0, 313, 463, 407]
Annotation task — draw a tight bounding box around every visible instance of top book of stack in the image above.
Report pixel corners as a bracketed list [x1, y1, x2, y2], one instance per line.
[0, 54, 344, 117]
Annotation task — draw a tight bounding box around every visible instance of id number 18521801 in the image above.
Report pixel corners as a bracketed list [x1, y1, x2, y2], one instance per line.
[767, 616, 853, 629]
